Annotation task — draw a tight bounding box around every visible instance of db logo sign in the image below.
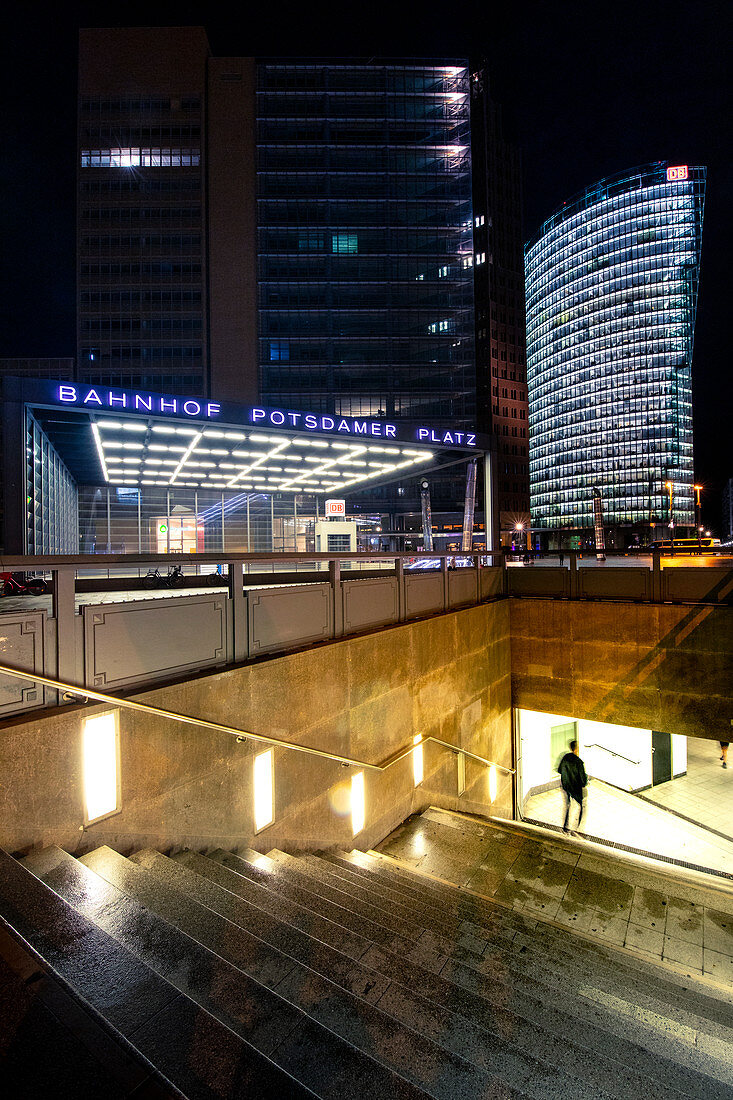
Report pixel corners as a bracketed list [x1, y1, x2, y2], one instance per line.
[325, 499, 346, 516]
[666, 165, 688, 182]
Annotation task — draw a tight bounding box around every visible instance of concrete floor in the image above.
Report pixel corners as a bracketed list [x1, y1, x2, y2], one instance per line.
[643, 737, 733, 839]
[376, 807, 733, 984]
[524, 780, 733, 877]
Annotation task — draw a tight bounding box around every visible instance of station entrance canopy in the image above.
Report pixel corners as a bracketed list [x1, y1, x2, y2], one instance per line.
[2, 377, 490, 554]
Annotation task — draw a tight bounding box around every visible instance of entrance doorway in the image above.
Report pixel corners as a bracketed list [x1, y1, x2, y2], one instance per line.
[652, 730, 673, 786]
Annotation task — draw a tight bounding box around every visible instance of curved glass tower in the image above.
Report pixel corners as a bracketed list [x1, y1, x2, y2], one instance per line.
[525, 163, 705, 540]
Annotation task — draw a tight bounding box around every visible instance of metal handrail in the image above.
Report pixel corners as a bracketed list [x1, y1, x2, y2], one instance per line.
[586, 743, 641, 766]
[0, 664, 514, 776]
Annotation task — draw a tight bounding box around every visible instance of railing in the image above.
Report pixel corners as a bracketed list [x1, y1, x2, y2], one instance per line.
[0, 547, 730, 724]
[0, 663, 514, 777]
[586, 743, 642, 766]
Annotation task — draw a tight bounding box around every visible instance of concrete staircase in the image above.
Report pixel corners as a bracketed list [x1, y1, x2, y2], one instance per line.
[1, 819, 732, 1098]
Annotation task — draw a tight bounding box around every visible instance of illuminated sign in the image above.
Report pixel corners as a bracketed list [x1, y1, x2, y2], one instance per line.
[325, 499, 346, 516]
[57, 385, 221, 419]
[666, 165, 689, 182]
[49, 384, 481, 449]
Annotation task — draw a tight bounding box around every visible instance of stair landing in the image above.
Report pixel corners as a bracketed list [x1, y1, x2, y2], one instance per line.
[375, 807, 733, 989]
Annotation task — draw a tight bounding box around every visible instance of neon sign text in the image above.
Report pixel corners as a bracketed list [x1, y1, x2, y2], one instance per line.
[666, 165, 689, 182]
[251, 407, 397, 438]
[57, 385, 221, 419]
[418, 428, 476, 446]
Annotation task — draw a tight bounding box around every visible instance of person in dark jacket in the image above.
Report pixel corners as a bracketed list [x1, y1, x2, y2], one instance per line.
[558, 739, 588, 834]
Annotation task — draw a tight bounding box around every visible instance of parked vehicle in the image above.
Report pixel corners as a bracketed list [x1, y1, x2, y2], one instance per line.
[0, 571, 47, 597]
[143, 565, 186, 590]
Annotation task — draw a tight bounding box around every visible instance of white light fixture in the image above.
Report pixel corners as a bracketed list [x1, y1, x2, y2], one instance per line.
[91, 423, 109, 482]
[457, 753, 466, 795]
[82, 711, 120, 824]
[253, 749, 273, 831]
[351, 771, 365, 836]
[413, 734, 424, 787]
[488, 764, 497, 803]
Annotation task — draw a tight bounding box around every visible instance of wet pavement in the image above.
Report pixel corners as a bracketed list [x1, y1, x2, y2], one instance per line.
[376, 807, 733, 984]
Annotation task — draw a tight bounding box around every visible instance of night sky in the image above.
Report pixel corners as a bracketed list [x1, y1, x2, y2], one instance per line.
[2, 1, 730, 526]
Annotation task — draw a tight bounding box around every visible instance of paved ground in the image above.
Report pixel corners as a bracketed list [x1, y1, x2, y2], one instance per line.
[524, 778, 733, 876]
[643, 737, 733, 839]
[376, 806, 733, 984]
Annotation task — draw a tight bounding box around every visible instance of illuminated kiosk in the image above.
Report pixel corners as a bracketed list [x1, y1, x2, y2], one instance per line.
[1, 377, 493, 556]
[525, 162, 705, 549]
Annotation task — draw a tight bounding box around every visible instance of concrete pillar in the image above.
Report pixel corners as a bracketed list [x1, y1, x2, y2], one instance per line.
[395, 557, 405, 621]
[53, 566, 77, 692]
[441, 554, 449, 610]
[228, 560, 247, 662]
[482, 449, 500, 561]
[568, 551, 579, 599]
[652, 549, 662, 602]
[329, 558, 343, 638]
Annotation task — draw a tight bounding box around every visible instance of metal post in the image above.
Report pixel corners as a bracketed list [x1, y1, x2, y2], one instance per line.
[166, 489, 171, 553]
[53, 566, 76, 693]
[106, 487, 111, 553]
[395, 556, 405, 621]
[137, 488, 142, 553]
[246, 495, 251, 552]
[270, 494, 275, 552]
[194, 490, 198, 555]
[461, 459, 477, 552]
[420, 479, 433, 551]
[483, 449, 499, 562]
[229, 560, 247, 662]
[294, 495, 298, 551]
[221, 492, 225, 552]
[330, 558, 343, 637]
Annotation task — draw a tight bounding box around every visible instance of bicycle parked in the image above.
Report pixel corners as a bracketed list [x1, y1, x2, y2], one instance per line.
[143, 565, 186, 590]
[0, 571, 47, 597]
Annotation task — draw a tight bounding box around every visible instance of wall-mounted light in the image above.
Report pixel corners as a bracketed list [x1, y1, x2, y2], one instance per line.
[82, 711, 120, 824]
[488, 764, 498, 804]
[413, 735, 424, 787]
[351, 771, 365, 836]
[253, 749, 274, 832]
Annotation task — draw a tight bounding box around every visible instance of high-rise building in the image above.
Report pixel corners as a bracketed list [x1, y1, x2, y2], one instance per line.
[257, 60, 475, 424]
[525, 163, 706, 546]
[470, 66, 530, 536]
[77, 28, 259, 403]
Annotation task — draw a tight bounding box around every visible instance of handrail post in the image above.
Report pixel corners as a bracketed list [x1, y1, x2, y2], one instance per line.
[52, 566, 76, 700]
[395, 556, 405, 621]
[228, 560, 247, 662]
[652, 548, 662, 603]
[568, 550, 578, 599]
[440, 554, 449, 610]
[330, 558, 343, 638]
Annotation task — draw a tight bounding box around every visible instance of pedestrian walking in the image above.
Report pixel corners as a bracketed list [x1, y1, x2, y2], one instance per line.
[559, 550, 565, 566]
[558, 739, 587, 834]
[720, 741, 729, 769]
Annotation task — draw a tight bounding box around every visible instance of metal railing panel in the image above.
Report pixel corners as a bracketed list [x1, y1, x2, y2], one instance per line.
[82, 593, 228, 690]
[404, 571, 444, 620]
[576, 567, 651, 601]
[0, 610, 47, 715]
[249, 582, 332, 656]
[342, 576, 400, 634]
[662, 567, 733, 604]
[447, 567, 478, 608]
[507, 567, 569, 599]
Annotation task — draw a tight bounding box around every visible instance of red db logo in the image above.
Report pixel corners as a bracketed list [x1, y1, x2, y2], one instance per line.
[666, 165, 689, 182]
[325, 499, 345, 517]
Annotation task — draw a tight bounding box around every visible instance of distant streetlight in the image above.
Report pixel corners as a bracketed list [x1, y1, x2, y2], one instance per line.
[693, 484, 703, 550]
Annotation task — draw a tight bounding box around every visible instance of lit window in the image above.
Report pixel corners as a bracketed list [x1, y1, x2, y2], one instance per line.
[253, 749, 274, 832]
[82, 712, 120, 824]
[80, 147, 200, 168]
[351, 771, 365, 836]
[413, 735, 424, 786]
[269, 341, 290, 362]
[475, 252, 486, 266]
[332, 233, 358, 254]
[475, 214, 485, 227]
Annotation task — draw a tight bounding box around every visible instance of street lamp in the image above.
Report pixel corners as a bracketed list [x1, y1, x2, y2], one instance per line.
[515, 521, 524, 561]
[693, 484, 703, 550]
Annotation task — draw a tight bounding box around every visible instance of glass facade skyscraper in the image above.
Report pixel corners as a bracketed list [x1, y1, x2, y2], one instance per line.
[256, 61, 475, 422]
[525, 163, 705, 539]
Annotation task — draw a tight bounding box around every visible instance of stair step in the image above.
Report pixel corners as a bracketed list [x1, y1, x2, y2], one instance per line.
[132, 848, 656, 1100]
[316, 849, 733, 1039]
[249, 848, 733, 1090]
[82, 845, 545, 1100]
[3, 848, 313, 1099]
[216, 847, 733, 1097]
[22, 846, 430, 1100]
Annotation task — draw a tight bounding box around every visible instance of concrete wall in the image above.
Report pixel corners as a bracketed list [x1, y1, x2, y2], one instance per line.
[0, 602, 512, 856]
[510, 599, 733, 742]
